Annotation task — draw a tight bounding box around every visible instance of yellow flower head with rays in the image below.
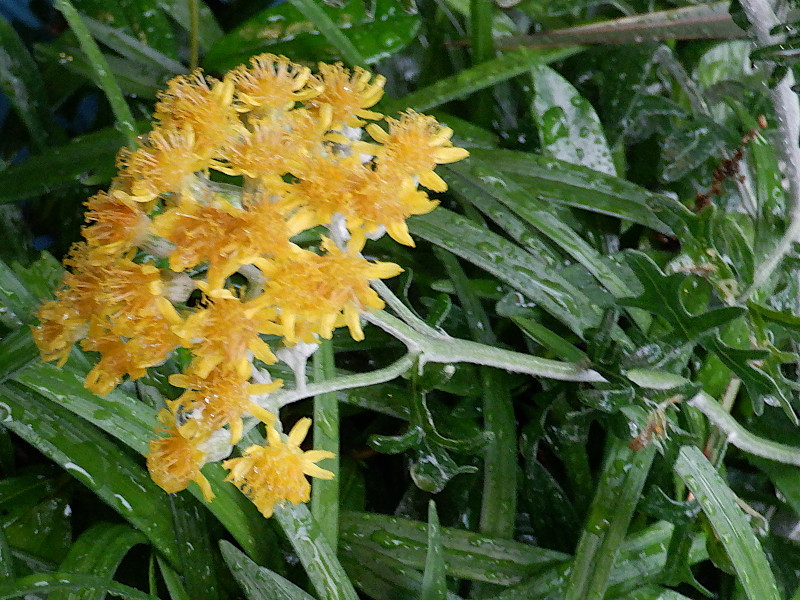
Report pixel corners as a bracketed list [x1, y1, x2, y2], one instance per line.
[32, 54, 467, 517]
[223, 418, 335, 518]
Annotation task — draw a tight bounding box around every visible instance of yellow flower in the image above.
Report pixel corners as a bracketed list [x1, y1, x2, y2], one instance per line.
[82, 191, 150, 256]
[257, 239, 403, 343]
[176, 295, 281, 379]
[117, 126, 210, 202]
[32, 299, 87, 367]
[168, 366, 281, 444]
[222, 417, 334, 518]
[346, 166, 438, 248]
[147, 409, 214, 501]
[217, 109, 329, 184]
[152, 194, 293, 290]
[82, 316, 179, 394]
[229, 53, 320, 116]
[309, 62, 385, 127]
[154, 70, 238, 154]
[365, 111, 470, 192]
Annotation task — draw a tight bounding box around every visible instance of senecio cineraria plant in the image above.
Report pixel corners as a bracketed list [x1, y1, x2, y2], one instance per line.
[30, 54, 469, 519]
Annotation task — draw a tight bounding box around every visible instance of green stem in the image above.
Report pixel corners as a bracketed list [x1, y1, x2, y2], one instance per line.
[469, 0, 494, 129]
[363, 309, 605, 383]
[311, 338, 340, 548]
[189, 0, 199, 71]
[54, 0, 137, 148]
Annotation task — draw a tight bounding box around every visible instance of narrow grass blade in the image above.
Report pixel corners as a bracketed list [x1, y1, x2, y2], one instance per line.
[421, 501, 447, 600]
[81, 16, 185, 74]
[288, 0, 366, 67]
[388, 46, 580, 114]
[443, 159, 649, 331]
[0, 382, 180, 564]
[675, 445, 780, 600]
[156, 556, 190, 600]
[0, 17, 51, 151]
[438, 249, 516, 538]
[219, 540, 317, 600]
[491, 521, 706, 599]
[0, 573, 158, 600]
[311, 337, 339, 547]
[0, 262, 39, 328]
[339, 551, 464, 600]
[54, 0, 137, 146]
[564, 438, 656, 600]
[50, 523, 146, 600]
[506, 2, 747, 47]
[273, 503, 359, 600]
[0, 527, 13, 581]
[339, 511, 567, 585]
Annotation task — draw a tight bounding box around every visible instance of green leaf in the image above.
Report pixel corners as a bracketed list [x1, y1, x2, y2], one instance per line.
[530, 64, 616, 176]
[10, 357, 271, 562]
[166, 493, 220, 600]
[409, 207, 600, 336]
[511, 3, 744, 47]
[156, 556, 190, 600]
[81, 15, 185, 74]
[702, 334, 796, 423]
[37, 43, 169, 99]
[50, 523, 146, 600]
[387, 46, 580, 114]
[0, 123, 130, 204]
[0, 260, 39, 328]
[288, 0, 367, 67]
[0, 382, 181, 565]
[220, 540, 317, 600]
[564, 438, 656, 600]
[674, 445, 780, 600]
[273, 503, 359, 600]
[611, 587, 696, 600]
[0, 573, 158, 600]
[156, 0, 222, 52]
[54, 0, 138, 146]
[443, 158, 649, 332]
[203, 0, 418, 72]
[339, 511, 566, 585]
[463, 148, 677, 234]
[421, 501, 447, 600]
[0, 16, 52, 151]
[0, 528, 11, 582]
[621, 251, 745, 341]
[1, 477, 71, 564]
[339, 550, 464, 600]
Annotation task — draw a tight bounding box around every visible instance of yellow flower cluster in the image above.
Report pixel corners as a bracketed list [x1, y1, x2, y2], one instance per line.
[32, 54, 468, 518]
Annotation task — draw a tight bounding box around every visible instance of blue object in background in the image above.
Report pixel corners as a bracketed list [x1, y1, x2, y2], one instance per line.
[0, 0, 44, 29]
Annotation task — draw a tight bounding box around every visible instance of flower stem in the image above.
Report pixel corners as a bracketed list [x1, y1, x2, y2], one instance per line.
[364, 309, 606, 383]
[311, 338, 339, 548]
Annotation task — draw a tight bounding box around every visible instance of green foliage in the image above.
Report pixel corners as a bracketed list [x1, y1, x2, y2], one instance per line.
[4, 1, 800, 600]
